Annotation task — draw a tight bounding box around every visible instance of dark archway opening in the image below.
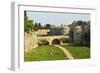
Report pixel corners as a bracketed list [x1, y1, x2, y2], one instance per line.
[52, 39, 60, 44]
[38, 40, 49, 45]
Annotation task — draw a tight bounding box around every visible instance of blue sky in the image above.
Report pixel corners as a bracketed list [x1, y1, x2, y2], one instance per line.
[26, 11, 90, 26]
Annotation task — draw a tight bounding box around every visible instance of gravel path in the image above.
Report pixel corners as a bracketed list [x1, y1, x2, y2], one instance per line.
[54, 45, 74, 60]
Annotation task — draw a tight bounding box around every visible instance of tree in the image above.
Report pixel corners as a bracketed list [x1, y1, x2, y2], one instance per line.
[24, 11, 34, 33]
[45, 24, 51, 29]
[81, 21, 90, 46]
[38, 23, 42, 29]
[34, 22, 39, 31]
[69, 21, 75, 42]
[61, 24, 63, 27]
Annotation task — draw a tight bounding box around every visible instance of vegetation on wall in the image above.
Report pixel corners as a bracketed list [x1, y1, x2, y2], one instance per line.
[24, 11, 43, 32]
[24, 11, 34, 33]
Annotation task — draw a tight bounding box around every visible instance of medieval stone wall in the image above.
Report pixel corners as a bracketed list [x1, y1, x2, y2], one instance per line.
[24, 32, 38, 53]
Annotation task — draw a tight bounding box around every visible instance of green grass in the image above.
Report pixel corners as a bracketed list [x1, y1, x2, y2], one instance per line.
[62, 45, 90, 59]
[24, 45, 67, 61]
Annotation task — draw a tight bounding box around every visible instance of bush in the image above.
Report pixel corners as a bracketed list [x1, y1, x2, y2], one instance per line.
[60, 38, 69, 43]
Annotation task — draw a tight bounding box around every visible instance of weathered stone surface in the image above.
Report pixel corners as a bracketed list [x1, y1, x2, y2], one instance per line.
[24, 32, 38, 53]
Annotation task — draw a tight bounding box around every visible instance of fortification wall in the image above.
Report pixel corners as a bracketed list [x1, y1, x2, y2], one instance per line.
[24, 32, 38, 53]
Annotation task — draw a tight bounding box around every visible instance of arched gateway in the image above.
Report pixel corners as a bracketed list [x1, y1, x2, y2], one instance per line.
[52, 39, 61, 44]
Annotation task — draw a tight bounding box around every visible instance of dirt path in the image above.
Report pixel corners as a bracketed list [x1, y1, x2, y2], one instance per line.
[54, 45, 74, 60]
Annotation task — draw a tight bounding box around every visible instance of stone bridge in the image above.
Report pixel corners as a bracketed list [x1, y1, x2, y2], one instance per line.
[37, 35, 69, 45]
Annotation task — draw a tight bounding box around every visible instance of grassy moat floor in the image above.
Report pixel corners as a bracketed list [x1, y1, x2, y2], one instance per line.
[62, 45, 90, 59]
[24, 45, 90, 62]
[24, 45, 68, 61]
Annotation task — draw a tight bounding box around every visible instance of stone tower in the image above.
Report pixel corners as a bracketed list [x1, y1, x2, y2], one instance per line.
[73, 25, 82, 43]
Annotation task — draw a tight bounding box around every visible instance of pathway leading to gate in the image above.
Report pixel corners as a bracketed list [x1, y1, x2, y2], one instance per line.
[54, 45, 74, 60]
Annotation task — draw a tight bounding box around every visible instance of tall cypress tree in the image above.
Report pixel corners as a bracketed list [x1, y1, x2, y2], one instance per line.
[24, 11, 34, 33]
